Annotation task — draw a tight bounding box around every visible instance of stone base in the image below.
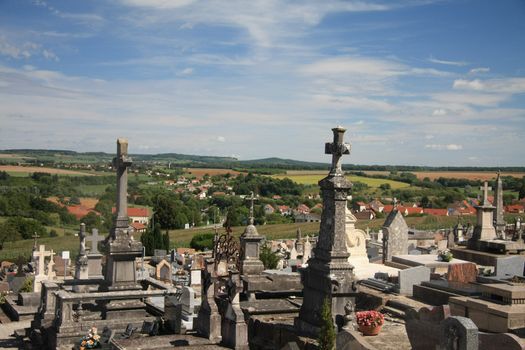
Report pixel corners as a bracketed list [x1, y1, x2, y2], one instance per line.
[449, 296, 525, 333]
[450, 247, 518, 266]
[468, 239, 525, 254]
[350, 259, 400, 280]
[104, 299, 148, 320]
[241, 259, 265, 276]
[391, 254, 472, 274]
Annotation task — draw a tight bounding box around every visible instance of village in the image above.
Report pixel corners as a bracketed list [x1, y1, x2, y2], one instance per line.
[0, 128, 522, 350]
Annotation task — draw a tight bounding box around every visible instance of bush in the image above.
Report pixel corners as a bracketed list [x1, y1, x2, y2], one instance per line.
[318, 297, 335, 350]
[190, 233, 215, 251]
[260, 244, 279, 269]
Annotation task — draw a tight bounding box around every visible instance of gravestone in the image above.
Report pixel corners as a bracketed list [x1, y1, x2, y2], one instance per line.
[468, 182, 497, 248]
[240, 192, 265, 275]
[295, 126, 358, 336]
[104, 139, 143, 291]
[437, 239, 448, 250]
[398, 266, 431, 296]
[382, 209, 409, 263]
[86, 228, 104, 279]
[447, 263, 477, 283]
[32, 245, 52, 293]
[155, 259, 172, 282]
[439, 316, 478, 350]
[493, 171, 506, 236]
[73, 224, 89, 292]
[495, 256, 525, 277]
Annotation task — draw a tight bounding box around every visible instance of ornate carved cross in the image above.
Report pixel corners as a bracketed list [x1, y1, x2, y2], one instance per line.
[325, 126, 351, 175]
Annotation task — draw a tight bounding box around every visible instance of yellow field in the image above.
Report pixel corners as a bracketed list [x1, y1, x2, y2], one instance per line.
[274, 174, 410, 189]
[0, 165, 96, 176]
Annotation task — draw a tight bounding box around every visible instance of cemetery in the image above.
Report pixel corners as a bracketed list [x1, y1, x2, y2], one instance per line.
[0, 129, 523, 349]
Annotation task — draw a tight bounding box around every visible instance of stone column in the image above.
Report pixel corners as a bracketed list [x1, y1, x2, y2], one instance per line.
[113, 138, 132, 234]
[494, 171, 506, 236]
[295, 127, 357, 336]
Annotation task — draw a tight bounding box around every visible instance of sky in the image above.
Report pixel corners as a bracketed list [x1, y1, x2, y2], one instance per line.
[0, 0, 524, 166]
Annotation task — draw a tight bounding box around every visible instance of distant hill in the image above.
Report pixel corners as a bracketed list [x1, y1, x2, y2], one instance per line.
[1, 149, 524, 172]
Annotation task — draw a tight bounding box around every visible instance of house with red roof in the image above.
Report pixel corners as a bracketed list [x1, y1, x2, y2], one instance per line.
[505, 204, 524, 214]
[131, 221, 147, 233]
[112, 207, 151, 225]
[423, 208, 449, 216]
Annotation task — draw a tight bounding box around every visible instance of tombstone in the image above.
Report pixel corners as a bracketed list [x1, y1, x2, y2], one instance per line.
[190, 258, 202, 288]
[240, 192, 265, 275]
[468, 182, 497, 247]
[46, 250, 56, 280]
[345, 207, 369, 267]
[405, 305, 451, 350]
[439, 316, 478, 350]
[104, 139, 143, 291]
[86, 228, 104, 279]
[447, 231, 456, 248]
[301, 237, 312, 265]
[447, 263, 477, 283]
[398, 266, 431, 296]
[289, 246, 298, 260]
[180, 286, 199, 330]
[32, 245, 52, 293]
[495, 256, 525, 277]
[74, 224, 89, 292]
[437, 239, 448, 250]
[155, 259, 172, 282]
[367, 246, 380, 260]
[382, 209, 409, 263]
[295, 126, 358, 336]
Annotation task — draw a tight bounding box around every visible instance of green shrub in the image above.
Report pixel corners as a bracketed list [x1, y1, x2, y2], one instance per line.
[189, 233, 215, 251]
[260, 244, 279, 269]
[318, 297, 335, 350]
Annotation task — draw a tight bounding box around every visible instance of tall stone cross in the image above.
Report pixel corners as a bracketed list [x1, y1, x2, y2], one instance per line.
[325, 126, 351, 176]
[113, 138, 132, 232]
[86, 228, 105, 254]
[32, 232, 40, 251]
[33, 244, 52, 277]
[245, 191, 258, 225]
[480, 182, 492, 206]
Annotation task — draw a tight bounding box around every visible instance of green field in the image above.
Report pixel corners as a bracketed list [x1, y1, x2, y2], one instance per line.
[273, 174, 410, 189]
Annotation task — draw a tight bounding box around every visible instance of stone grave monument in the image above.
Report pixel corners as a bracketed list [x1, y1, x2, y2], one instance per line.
[239, 192, 265, 275]
[295, 126, 358, 335]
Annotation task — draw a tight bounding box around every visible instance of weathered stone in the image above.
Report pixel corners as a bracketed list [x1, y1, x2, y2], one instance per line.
[495, 255, 525, 277]
[398, 266, 430, 296]
[439, 316, 478, 350]
[382, 210, 408, 263]
[295, 127, 358, 336]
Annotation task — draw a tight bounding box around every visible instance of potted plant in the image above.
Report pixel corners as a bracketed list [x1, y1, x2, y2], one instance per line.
[356, 310, 384, 336]
[438, 249, 453, 262]
[79, 327, 101, 350]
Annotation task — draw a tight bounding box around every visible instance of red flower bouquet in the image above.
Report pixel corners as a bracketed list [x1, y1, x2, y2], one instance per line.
[356, 310, 384, 336]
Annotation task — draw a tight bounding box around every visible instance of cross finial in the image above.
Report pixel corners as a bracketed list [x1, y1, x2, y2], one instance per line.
[393, 197, 398, 209]
[32, 232, 40, 251]
[245, 191, 258, 225]
[325, 126, 351, 176]
[480, 181, 492, 206]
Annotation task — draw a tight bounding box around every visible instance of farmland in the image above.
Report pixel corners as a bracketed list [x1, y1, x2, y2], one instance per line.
[407, 171, 525, 181]
[183, 168, 242, 179]
[0, 165, 97, 177]
[273, 173, 410, 189]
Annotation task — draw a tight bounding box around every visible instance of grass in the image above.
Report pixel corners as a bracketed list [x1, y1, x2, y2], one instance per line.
[273, 174, 410, 189]
[77, 184, 110, 196]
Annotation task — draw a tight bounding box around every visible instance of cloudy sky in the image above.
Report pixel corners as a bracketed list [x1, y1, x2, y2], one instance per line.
[0, 0, 524, 166]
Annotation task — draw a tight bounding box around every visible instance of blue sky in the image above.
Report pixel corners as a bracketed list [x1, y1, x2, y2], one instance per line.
[0, 0, 524, 166]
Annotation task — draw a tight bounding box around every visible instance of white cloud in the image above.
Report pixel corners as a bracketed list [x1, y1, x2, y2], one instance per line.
[432, 108, 447, 116]
[42, 49, 59, 61]
[425, 144, 463, 151]
[453, 78, 525, 94]
[428, 56, 468, 66]
[179, 68, 193, 76]
[469, 67, 490, 75]
[453, 79, 484, 90]
[216, 136, 226, 142]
